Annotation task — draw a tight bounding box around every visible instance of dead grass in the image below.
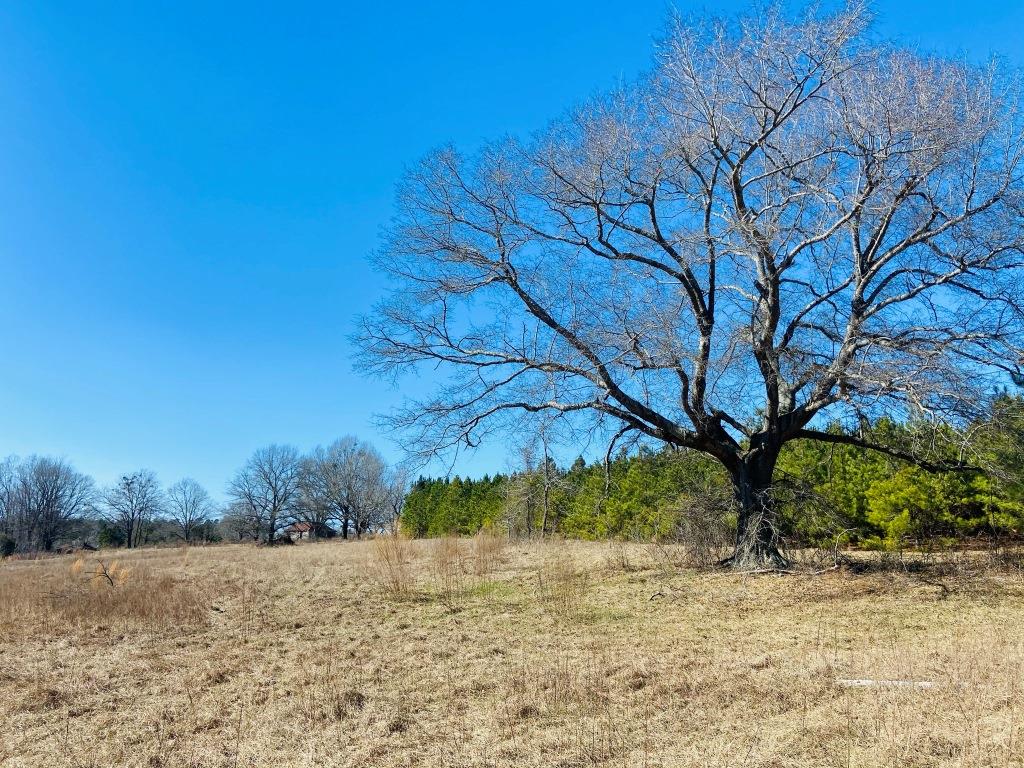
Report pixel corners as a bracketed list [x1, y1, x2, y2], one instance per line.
[0, 553, 207, 638]
[368, 534, 415, 599]
[1, 540, 1023, 767]
[430, 535, 467, 612]
[470, 529, 505, 576]
[536, 549, 591, 619]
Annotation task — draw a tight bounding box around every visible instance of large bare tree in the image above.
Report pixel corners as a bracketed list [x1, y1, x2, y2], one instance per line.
[166, 478, 216, 543]
[360, 2, 1024, 567]
[228, 444, 302, 544]
[102, 470, 164, 549]
[0, 456, 96, 552]
[297, 437, 394, 538]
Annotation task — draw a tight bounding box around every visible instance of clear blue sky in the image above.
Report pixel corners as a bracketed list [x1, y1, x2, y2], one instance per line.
[1, 1, 1022, 499]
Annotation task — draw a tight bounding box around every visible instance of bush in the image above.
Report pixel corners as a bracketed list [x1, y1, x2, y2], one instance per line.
[97, 524, 126, 549]
[0, 535, 15, 559]
[667, 486, 735, 566]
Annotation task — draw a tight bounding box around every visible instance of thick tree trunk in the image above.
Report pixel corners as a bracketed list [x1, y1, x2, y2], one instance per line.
[726, 454, 788, 570]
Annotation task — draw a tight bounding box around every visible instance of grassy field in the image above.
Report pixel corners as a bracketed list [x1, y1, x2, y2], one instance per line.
[1, 538, 1023, 767]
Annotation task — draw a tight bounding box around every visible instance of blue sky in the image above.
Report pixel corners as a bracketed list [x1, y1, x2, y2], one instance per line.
[1, 1, 1022, 499]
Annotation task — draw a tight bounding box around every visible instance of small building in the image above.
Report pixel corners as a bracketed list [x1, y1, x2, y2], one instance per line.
[283, 521, 337, 542]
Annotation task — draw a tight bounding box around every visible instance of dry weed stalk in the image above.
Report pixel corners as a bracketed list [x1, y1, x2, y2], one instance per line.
[87, 559, 131, 588]
[536, 550, 589, 618]
[431, 536, 466, 612]
[604, 540, 636, 573]
[470, 529, 505, 576]
[369, 534, 415, 598]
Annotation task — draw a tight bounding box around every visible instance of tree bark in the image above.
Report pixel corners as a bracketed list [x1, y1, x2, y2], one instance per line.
[726, 453, 788, 570]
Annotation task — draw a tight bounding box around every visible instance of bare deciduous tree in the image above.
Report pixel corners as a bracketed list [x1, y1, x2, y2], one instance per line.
[166, 478, 216, 543]
[220, 500, 263, 541]
[102, 470, 164, 549]
[349, 445, 388, 538]
[360, 2, 1024, 568]
[0, 457, 20, 548]
[297, 437, 395, 539]
[298, 438, 359, 539]
[228, 445, 302, 545]
[380, 464, 410, 533]
[0, 456, 96, 552]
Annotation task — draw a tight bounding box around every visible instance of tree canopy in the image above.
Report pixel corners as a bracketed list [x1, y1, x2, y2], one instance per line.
[361, 1, 1024, 567]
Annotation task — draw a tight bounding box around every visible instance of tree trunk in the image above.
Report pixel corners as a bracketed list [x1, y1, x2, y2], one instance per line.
[540, 484, 550, 539]
[726, 454, 788, 570]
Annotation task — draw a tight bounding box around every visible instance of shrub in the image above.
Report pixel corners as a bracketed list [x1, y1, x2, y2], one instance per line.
[666, 485, 735, 566]
[97, 524, 126, 549]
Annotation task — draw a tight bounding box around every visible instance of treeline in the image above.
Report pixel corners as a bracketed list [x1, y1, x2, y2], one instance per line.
[401, 397, 1024, 549]
[7, 402, 1024, 555]
[223, 438, 405, 545]
[0, 435, 403, 556]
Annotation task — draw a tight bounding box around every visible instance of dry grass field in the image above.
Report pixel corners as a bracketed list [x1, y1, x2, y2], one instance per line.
[2, 538, 1024, 768]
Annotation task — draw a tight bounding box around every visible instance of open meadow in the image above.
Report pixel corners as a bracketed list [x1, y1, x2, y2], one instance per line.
[2, 538, 1024, 767]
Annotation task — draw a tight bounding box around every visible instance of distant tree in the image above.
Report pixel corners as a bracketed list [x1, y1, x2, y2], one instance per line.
[381, 465, 410, 533]
[0, 456, 96, 552]
[361, 2, 1024, 568]
[219, 500, 262, 541]
[166, 478, 216, 543]
[228, 445, 302, 545]
[349, 445, 388, 537]
[297, 437, 395, 539]
[97, 521, 127, 548]
[0, 457, 16, 542]
[504, 429, 565, 538]
[295, 448, 342, 540]
[102, 470, 164, 549]
[298, 439, 358, 539]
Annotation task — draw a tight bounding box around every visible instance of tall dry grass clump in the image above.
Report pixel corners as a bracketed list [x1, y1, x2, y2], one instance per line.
[0, 555, 207, 637]
[431, 535, 467, 611]
[603, 539, 638, 573]
[470, 529, 505, 576]
[369, 534, 415, 598]
[536, 549, 590, 619]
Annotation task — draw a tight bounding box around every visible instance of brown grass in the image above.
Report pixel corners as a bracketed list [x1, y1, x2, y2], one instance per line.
[470, 529, 505, 576]
[0, 553, 207, 638]
[369, 534, 415, 599]
[1, 540, 1023, 767]
[536, 548, 591, 619]
[430, 536, 467, 612]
